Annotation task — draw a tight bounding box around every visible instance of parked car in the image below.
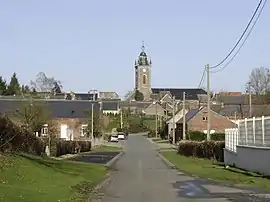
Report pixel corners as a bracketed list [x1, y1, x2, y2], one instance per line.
[110, 134, 119, 142]
[117, 132, 126, 140]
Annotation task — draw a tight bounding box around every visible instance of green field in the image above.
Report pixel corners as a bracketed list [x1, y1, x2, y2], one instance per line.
[0, 153, 107, 202]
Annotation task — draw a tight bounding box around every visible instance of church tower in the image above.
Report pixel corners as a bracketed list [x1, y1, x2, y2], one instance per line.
[134, 42, 152, 100]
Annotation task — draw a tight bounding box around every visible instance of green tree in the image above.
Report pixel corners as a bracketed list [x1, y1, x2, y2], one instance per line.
[13, 99, 50, 134]
[21, 84, 31, 94]
[6, 73, 20, 95]
[134, 90, 144, 101]
[86, 108, 102, 138]
[0, 76, 7, 95]
[51, 81, 62, 94]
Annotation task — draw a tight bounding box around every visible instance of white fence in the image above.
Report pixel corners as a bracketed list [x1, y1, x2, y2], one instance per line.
[225, 116, 270, 153]
[225, 128, 238, 152]
[238, 116, 270, 147]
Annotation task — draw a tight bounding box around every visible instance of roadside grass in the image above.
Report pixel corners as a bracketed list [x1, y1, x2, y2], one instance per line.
[93, 145, 122, 151]
[0, 153, 107, 202]
[152, 138, 162, 142]
[156, 140, 170, 144]
[161, 151, 270, 191]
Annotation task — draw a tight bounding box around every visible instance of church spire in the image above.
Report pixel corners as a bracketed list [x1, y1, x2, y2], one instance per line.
[141, 40, 145, 52]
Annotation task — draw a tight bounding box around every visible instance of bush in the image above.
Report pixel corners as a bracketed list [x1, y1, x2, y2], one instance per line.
[187, 131, 225, 141]
[148, 130, 156, 138]
[0, 114, 45, 155]
[41, 138, 92, 157]
[178, 140, 225, 162]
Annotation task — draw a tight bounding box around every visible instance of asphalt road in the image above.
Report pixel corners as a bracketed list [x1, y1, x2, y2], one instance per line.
[98, 134, 269, 202]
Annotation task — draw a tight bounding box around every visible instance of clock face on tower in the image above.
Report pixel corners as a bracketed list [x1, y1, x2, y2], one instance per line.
[142, 68, 146, 72]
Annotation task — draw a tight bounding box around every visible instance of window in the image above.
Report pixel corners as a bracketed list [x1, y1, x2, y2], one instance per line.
[202, 116, 207, 121]
[80, 124, 88, 136]
[41, 124, 48, 136]
[143, 74, 147, 84]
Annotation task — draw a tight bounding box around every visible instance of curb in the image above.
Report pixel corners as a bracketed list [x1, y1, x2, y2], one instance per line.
[105, 151, 124, 167]
[157, 152, 177, 169]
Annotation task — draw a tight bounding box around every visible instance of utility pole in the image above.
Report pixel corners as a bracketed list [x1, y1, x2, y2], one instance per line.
[120, 108, 123, 128]
[182, 92, 186, 140]
[155, 102, 158, 138]
[172, 96, 176, 144]
[206, 64, 211, 141]
[89, 89, 97, 141]
[249, 90, 252, 118]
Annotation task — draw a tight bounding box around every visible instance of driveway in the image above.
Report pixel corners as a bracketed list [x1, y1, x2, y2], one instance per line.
[98, 134, 269, 202]
[71, 151, 120, 164]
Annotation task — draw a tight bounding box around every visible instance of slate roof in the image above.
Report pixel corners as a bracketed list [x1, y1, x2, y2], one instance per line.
[0, 99, 101, 119]
[177, 108, 202, 123]
[102, 100, 120, 111]
[217, 95, 245, 105]
[120, 101, 151, 109]
[151, 88, 206, 100]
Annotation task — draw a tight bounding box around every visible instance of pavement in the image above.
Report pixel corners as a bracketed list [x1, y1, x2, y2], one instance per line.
[94, 134, 270, 202]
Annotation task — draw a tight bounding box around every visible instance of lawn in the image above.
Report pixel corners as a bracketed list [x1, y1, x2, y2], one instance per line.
[93, 145, 122, 151]
[161, 151, 270, 191]
[0, 153, 107, 202]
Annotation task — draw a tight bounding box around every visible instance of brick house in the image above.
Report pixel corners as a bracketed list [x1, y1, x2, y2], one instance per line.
[176, 106, 235, 139]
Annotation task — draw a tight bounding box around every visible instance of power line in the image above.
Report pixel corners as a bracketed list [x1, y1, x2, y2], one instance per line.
[198, 67, 206, 88]
[210, 0, 264, 69]
[211, 0, 268, 73]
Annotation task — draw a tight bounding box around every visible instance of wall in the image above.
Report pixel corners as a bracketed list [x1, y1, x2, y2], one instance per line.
[144, 103, 165, 116]
[224, 124, 270, 176]
[188, 108, 235, 133]
[224, 146, 270, 176]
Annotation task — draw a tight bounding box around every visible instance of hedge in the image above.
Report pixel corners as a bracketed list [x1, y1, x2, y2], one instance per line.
[178, 140, 225, 162]
[187, 131, 225, 141]
[41, 138, 92, 157]
[0, 115, 45, 155]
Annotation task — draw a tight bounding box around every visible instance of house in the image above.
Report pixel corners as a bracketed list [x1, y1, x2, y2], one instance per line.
[176, 106, 235, 137]
[143, 102, 167, 117]
[101, 99, 121, 115]
[166, 108, 188, 136]
[0, 99, 119, 140]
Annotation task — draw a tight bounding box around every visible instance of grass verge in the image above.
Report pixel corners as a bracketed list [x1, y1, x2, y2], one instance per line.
[93, 145, 122, 151]
[161, 151, 270, 191]
[0, 153, 107, 202]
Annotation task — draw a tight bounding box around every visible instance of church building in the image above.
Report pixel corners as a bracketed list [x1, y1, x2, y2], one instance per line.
[129, 42, 207, 102]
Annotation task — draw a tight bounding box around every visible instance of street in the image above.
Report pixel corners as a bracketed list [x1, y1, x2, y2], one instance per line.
[98, 134, 268, 202]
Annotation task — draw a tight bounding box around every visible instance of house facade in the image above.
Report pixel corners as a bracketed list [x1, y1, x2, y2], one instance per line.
[176, 106, 235, 135]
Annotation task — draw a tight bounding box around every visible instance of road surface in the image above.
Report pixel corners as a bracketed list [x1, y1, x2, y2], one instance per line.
[97, 134, 269, 202]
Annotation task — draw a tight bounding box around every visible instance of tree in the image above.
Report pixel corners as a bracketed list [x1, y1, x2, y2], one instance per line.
[6, 73, 21, 95]
[124, 90, 133, 100]
[51, 81, 62, 94]
[86, 108, 102, 138]
[0, 76, 7, 95]
[247, 67, 270, 94]
[134, 90, 144, 101]
[13, 99, 50, 134]
[30, 72, 62, 93]
[21, 85, 31, 94]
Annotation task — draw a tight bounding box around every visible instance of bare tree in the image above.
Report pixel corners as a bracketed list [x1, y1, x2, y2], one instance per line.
[30, 72, 62, 93]
[124, 90, 133, 100]
[247, 67, 270, 94]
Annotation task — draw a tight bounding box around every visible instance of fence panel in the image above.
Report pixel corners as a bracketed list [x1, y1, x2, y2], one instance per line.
[238, 116, 270, 147]
[225, 128, 238, 152]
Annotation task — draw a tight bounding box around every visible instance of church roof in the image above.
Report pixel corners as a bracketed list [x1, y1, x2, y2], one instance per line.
[151, 88, 207, 101]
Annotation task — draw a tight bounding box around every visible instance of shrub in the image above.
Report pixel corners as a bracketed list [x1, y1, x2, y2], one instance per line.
[41, 138, 92, 157]
[178, 140, 225, 162]
[187, 131, 225, 141]
[148, 130, 156, 138]
[0, 114, 45, 155]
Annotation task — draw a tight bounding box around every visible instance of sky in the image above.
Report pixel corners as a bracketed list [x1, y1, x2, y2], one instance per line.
[0, 1, 269, 98]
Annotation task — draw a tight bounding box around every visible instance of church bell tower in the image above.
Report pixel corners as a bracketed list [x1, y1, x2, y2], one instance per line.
[134, 42, 152, 100]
